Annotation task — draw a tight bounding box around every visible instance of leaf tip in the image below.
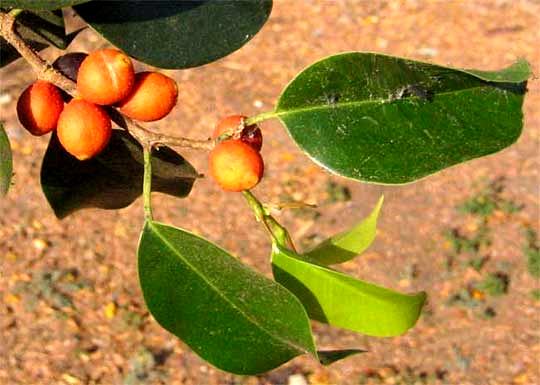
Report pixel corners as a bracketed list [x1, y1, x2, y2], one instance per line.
[317, 349, 368, 365]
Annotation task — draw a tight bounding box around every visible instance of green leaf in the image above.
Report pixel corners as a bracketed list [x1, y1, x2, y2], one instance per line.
[74, 0, 272, 69]
[272, 52, 528, 184]
[304, 196, 383, 264]
[271, 243, 427, 337]
[138, 221, 316, 374]
[0, 123, 13, 196]
[463, 58, 531, 82]
[40, 130, 198, 219]
[318, 349, 367, 365]
[1, 0, 91, 10]
[16, 10, 67, 49]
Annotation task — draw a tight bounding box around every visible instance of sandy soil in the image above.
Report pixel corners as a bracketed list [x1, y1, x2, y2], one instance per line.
[1, 1, 539, 384]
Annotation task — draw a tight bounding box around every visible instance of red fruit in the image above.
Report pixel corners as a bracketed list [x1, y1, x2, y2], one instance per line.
[77, 48, 134, 105]
[56, 99, 112, 160]
[16, 80, 64, 136]
[118, 71, 178, 121]
[213, 115, 262, 151]
[209, 139, 264, 192]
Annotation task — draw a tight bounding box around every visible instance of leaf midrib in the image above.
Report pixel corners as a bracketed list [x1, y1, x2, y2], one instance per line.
[274, 84, 503, 119]
[148, 221, 313, 355]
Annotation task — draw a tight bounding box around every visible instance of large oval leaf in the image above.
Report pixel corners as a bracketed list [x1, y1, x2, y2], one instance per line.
[74, 0, 272, 69]
[138, 221, 316, 374]
[0, 123, 12, 196]
[272, 243, 426, 337]
[41, 130, 198, 219]
[271, 53, 529, 184]
[304, 196, 383, 264]
[1, 0, 91, 10]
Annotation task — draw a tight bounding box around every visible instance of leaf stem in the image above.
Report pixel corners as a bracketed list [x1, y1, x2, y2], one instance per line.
[8, 9, 23, 18]
[242, 190, 266, 221]
[246, 111, 279, 125]
[143, 146, 153, 221]
[242, 191, 297, 252]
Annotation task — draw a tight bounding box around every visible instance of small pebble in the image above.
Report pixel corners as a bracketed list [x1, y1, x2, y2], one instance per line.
[288, 374, 308, 385]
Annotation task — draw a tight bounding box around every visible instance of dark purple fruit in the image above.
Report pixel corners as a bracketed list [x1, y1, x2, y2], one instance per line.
[52, 52, 88, 82]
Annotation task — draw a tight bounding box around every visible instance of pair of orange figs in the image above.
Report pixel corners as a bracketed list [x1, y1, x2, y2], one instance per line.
[16, 48, 264, 192]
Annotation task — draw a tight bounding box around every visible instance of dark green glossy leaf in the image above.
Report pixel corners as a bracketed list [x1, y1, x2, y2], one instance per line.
[271, 243, 427, 337]
[1, 0, 91, 10]
[318, 349, 367, 365]
[304, 196, 383, 264]
[0, 123, 13, 196]
[273, 52, 528, 184]
[74, 0, 272, 69]
[138, 221, 316, 374]
[41, 130, 198, 219]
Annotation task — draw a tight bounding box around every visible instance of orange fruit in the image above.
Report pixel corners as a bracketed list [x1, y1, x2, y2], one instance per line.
[118, 71, 178, 121]
[56, 99, 112, 160]
[77, 48, 134, 105]
[209, 139, 264, 192]
[213, 115, 262, 151]
[16, 80, 64, 136]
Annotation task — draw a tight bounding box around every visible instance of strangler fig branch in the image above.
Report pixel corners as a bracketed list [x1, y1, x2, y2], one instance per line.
[0, 10, 213, 151]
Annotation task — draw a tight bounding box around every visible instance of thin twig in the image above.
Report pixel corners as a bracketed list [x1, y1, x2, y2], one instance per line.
[0, 10, 214, 151]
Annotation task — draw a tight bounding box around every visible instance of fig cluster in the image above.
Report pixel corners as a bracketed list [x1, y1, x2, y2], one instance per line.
[209, 115, 264, 192]
[16, 49, 178, 160]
